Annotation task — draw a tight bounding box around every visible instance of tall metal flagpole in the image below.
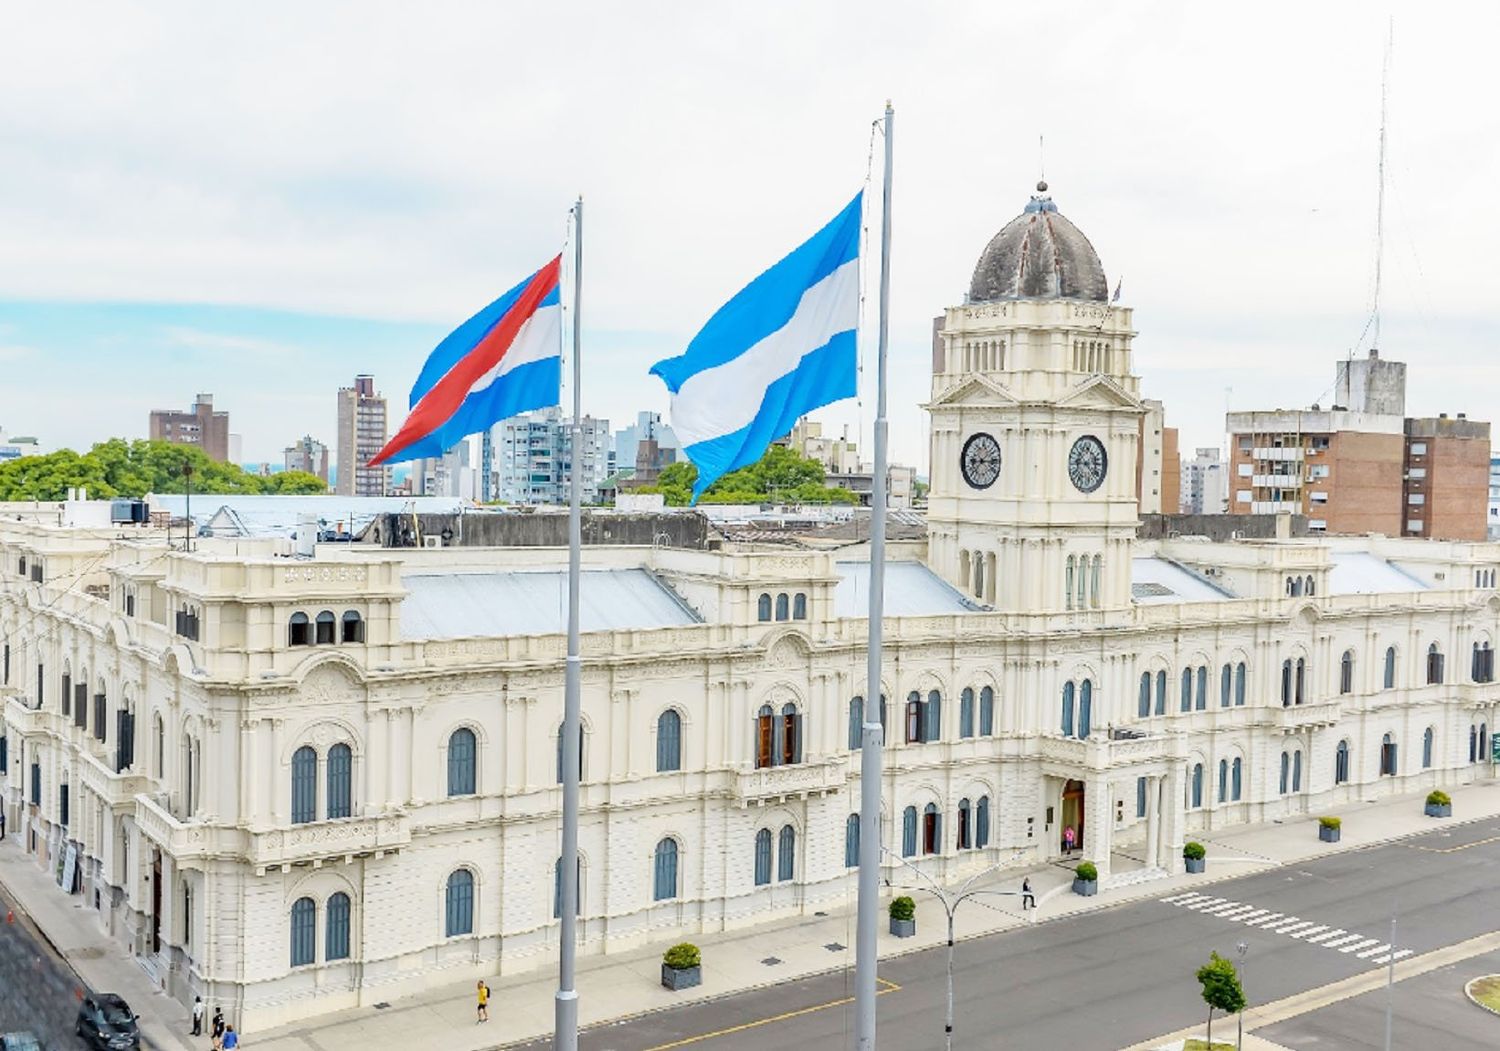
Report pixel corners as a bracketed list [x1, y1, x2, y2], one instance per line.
[855, 100, 894, 1051]
[555, 198, 584, 1051]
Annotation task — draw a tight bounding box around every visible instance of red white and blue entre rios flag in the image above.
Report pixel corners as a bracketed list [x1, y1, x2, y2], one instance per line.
[370, 256, 563, 466]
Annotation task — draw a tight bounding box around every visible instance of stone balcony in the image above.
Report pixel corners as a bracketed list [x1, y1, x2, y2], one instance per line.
[77, 750, 152, 813]
[2, 694, 53, 737]
[247, 812, 411, 873]
[1256, 700, 1342, 732]
[1037, 730, 1178, 773]
[731, 758, 846, 807]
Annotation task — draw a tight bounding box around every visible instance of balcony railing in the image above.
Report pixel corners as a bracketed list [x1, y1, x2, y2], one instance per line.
[732, 758, 845, 806]
[1257, 700, 1342, 731]
[1038, 731, 1176, 771]
[77, 750, 152, 813]
[247, 812, 410, 870]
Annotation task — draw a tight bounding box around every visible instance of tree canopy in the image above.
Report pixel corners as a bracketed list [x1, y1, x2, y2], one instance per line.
[0, 439, 328, 501]
[1194, 950, 1246, 1045]
[640, 445, 858, 506]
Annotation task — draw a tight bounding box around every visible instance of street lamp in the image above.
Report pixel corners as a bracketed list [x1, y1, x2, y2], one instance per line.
[1235, 940, 1248, 1051]
[884, 848, 1027, 1051]
[181, 462, 194, 553]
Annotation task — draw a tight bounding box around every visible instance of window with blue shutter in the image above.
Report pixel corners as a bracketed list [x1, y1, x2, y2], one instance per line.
[290, 897, 316, 966]
[976, 796, 990, 848]
[1138, 673, 1151, 718]
[754, 828, 772, 885]
[448, 729, 476, 796]
[445, 870, 474, 936]
[325, 893, 350, 960]
[847, 696, 863, 751]
[1220, 664, 1232, 707]
[1078, 680, 1092, 740]
[979, 687, 994, 736]
[777, 825, 795, 881]
[1136, 776, 1147, 818]
[1422, 726, 1434, 768]
[656, 710, 681, 772]
[327, 744, 352, 819]
[959, 688, 974, 738]
[653, 839, 678, 901]
[291, 746, 317, 823]
[1155, 670, 1167, 715]
[1234, 662, 1246, 705]
[844, 813, 859, 868]
[1061, 682, 1075, 737]
[901, 806, 917, 857]
[1181, 668, 1192, 712]
[1232, 757, 1242, 801]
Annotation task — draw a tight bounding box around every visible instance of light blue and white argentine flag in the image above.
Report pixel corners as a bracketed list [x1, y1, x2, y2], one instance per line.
[650, 193, 861, 501]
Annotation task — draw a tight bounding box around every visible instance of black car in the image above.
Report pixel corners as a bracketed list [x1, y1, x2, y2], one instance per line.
[74, 994, 139, 1050]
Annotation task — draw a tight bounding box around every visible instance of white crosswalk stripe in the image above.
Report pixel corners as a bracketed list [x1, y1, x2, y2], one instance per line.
[1159, 893, 1411, 964]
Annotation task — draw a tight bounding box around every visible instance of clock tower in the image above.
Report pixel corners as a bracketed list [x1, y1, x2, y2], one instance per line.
[926, 183, 1143, 614]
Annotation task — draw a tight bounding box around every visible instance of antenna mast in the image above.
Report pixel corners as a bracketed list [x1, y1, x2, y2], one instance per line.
[1371, 18, 1392, 351]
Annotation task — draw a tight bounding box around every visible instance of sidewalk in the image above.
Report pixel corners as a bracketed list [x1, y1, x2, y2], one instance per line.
[0, 834, 199, 1051]
[7, 780, 1498, 1051]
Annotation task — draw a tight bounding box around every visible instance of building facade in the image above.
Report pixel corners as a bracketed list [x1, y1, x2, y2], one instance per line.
[495, 409, 610, 505]
[335, 376, 389, 498]
[283, 436, 330, 486]
[148, 394, 230, 462]
[1181, 446, 1228, 515]
[2, 186, 1497, 1034]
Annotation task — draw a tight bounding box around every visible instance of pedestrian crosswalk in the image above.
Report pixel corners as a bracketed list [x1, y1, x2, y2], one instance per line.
[1158, 891, 1413, 966]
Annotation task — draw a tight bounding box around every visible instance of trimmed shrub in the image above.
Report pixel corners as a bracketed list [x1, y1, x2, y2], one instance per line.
[1427, 790, 1452, 807]
[663, 943, 701, 970]
[1318, 816, 1342, 831]
[889, 896, 916, 922]
[1075, 861, 1098, 882]
[1183, 841, 1207, 861]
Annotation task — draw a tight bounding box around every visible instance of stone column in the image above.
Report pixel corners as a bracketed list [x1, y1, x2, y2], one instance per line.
[1162, 763, 1187, 874]
[1083, 774, 1113, 880]
[1144, 774, 1160, 870]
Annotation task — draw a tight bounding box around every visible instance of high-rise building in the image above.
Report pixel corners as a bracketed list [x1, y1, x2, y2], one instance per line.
[0, 428, 43, 463]
[1135, 400, 1180, 514]
[613, 412, 678, 477]
[414, 439, 476, 499]
[283, 435, 331, 485]
[1488, 456, 1500, 540]
[335, 375, 389, 497]
[1227, 351, 1489, 540]
[496, 408, 610, 504]
[149, 393, 230, 461]
[1180, 447, 1227, 515]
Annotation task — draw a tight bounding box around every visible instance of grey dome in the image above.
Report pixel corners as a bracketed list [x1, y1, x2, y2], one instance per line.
[968, 191, 1108, 303]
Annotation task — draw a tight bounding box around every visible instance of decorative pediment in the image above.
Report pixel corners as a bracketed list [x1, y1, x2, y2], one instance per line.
[926, 374, 1020, 409]
[1055, 374, 1142, 410]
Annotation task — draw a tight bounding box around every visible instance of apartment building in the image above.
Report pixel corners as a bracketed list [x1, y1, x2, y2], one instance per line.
[335, 376, 388, 497]
[148, 394, 230, 462]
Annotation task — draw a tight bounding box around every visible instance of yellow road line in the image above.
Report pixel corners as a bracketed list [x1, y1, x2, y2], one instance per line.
[1405, 833, 1500, 854]
[642, 978, 901, 1051]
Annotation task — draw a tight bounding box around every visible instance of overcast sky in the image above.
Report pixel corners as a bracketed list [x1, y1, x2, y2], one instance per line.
[2, 2, 1495, 473]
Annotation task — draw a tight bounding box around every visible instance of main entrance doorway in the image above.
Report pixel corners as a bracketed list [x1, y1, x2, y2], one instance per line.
[1061, 779, 1085, 854]
[150, 850, 162, 955]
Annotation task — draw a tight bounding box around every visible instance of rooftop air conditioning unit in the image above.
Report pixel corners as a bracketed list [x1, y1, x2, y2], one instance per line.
[423, 536, 443, 549]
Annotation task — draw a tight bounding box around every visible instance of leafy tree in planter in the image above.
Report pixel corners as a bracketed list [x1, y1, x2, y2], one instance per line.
[1074, 861, 1097, 882]
[1194, 951, 1246, 1047]
[663, 943, 701, 970]
[888, 896, 916, 922]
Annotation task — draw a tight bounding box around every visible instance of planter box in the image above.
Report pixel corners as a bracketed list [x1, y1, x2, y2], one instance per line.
[889, 917, 916, 938]
[1184, 857, 1206, 874]
[661, 964, 701, 991]
[1425, 803, 1452, 818]
[1318, 825, 1341, 843]
[1072, 878, 1098, 897]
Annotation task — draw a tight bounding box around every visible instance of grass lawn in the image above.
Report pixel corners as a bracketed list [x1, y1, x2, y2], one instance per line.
[1183, 1041, 1235, 1051]
[1470, 975, 1500, 1012]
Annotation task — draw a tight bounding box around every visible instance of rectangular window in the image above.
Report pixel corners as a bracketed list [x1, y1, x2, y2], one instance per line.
[1136, 776, 1147, 818]
[1408, 467, 1426, 479]
[1236, 491, 1251, 504]
[1410, 442, 1427, 455]
[1408, 493, 1425, 505]
[1237, 463, 1252, 477]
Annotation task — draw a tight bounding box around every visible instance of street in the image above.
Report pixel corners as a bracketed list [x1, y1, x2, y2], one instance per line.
[511, 819, 1500, 1050]
[0, 887, 88, 1048]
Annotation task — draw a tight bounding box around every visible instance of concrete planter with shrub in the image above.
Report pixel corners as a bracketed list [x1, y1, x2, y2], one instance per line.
[1183, 841, 1206, 874]
[1425, 790, 1452, 818]
[888, 895, 916, 938]
[661, 943, 702, 991]
[1318, 816, 1341, 843]
[1072, 861, 1098, 896]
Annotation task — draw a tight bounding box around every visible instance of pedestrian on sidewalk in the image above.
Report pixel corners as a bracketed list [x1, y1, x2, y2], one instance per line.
[192, 996, 204, 1036]
[1021, 877, 1035, 910]
[211, 1007, 226, 1048]
[476, 980, 490, 1023]
[1063, 825, 1076, 854]
[221, 1024, 239, 1049]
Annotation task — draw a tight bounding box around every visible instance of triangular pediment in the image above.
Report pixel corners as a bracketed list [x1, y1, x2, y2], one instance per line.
[1055, 374, 1142, 410]
[926, 374, 1020, 409]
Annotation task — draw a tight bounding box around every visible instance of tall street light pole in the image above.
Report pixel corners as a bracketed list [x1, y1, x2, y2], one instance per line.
[1235, 940, 1248, 1051]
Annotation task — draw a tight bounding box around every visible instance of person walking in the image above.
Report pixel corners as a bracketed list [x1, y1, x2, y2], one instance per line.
[476, 980, 490, 1023]
[191, 996, 204, 1036]
[221, 1024, 239, 1050]
[1063, 825, 1076, 854]
[211, 1007, 226, 1049]
[1021, 877, 1036, 911]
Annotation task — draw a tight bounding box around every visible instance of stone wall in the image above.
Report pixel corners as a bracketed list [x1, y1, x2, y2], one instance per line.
[359, 511, 710, 550]
[1137, 513, 1308, 541]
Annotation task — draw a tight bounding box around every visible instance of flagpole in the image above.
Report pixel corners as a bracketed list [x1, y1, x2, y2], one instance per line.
[855, 100, 893, 1051]
[555, 197, 584, 1051]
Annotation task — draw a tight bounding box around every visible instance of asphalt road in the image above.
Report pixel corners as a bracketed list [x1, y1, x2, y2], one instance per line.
[511, 818, 1500, 1051]
[0, 885, 89, 1048]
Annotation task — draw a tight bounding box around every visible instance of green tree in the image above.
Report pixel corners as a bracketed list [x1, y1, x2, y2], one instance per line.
[0, 439, 330, 501]
[262, 470, 329, 495]
[1194, 951, 1246, 1047]
[639, 446, 856, 506]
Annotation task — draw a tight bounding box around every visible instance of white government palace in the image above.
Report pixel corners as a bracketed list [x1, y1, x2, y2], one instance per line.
[2, 187, 1497, 1028]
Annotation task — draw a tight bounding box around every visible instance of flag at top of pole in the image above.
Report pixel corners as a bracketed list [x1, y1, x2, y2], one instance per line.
[650, 194, 861, 501]
[370, 255, 563, 466]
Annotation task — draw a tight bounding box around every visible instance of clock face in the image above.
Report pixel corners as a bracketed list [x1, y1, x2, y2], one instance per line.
[1068, 435, 1108, 493]
[960, 432, 1002, 490]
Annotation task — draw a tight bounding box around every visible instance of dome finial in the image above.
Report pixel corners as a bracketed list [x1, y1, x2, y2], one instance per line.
[1036, 179, 1048, 193]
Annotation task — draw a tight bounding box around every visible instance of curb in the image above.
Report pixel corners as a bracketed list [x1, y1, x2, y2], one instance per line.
[1464, 975, 1500, 1017]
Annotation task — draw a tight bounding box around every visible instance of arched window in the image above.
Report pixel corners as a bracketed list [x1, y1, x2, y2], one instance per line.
[1475, 641, 1494, 684]
[792, 593, 807, 620]
[1196, 666, 1208, 710]
[1305, 575, 1315, 597]
[848, 696, 863, 751]
[1291, 577, 1303, 597]
[1482, 724, 1490, 763]
[1061, 682, 1075, 737]
[1232, 757, 1242, 801]
[314, 611, 336, 645]
[1138, 672, 1151, 718]
[326, 743, 352, 819]
[656, 710, 682, 772]
[979, 686, 995, 736]
[340, 611, 364, 644]
[906, 692, 922, 743]
[1422, 726, 1434, 768]
[1218, 758, 1229, 803]
[326, 892, 351, 961]
[1181, 668, 1192, 712]
[448, 728, 476, 796]
[1380, 733, 1397, 776]
[445, 869, 474, 936]
[957, 798, 972, 849]
[922, 803, 941, 855]
[777, 824, 795, 881]
[1078, 680, 1092, 739]
[1234, 662, 1246, 706]
[845, 813, 860, 868]
[756, 704, 775, 769]
[1156, 670, 1167, 715]
[1384, 646, 1397, 689]
[925, 690, 942, 742]
[976, 796, 991, 848]
[781, 702, 802, 765]
[757, 594, 772, 622]
[1281, 659, 1292, 707]
[1470, 724, 1479, 763]
[1136, 776, 1148, 817]
[1220, 664, 1232, 708]
[1339, 650, 1354, 695]
[1295, 658, 1306, 705]
[901, 806, 917, 857]
[1280, 751, 1292, 794]
[288, 612, 310, 647]
[1427, 643, 1444, 685]
[290, 897, 316, 966]
[1293, 749, 1303, 792]
[556, 722, 584, 783]
[774, 593, 789, 621]
[959, 688, 974, 738]
[1286, 577, 1294, 597]
[1334, 740, 1350, 784]
[1075, 556, 1086, 610]
[553, 857, 581, 918]
[653, 838, 679, 901]
[754, 828, 773, 885]
[291, 746, 317, 824]
[1090, 555, 1102, 609]
[1191, 763, 1204, 808]
[1065, 556, 1076, 610]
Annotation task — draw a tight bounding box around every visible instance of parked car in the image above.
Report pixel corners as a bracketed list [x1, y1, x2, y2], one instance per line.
[0, 1033, 45, 1051]
[75, 994, 139, 1050]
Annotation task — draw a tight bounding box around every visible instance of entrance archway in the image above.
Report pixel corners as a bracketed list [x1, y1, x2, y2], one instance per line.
[1061, 779, 1085, 854]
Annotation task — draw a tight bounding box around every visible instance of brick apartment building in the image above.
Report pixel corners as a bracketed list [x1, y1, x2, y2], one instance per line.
[148, 393, 230, 462]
